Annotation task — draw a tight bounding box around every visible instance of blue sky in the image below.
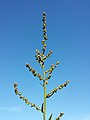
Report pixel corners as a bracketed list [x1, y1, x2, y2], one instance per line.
[0, 0, 90, 120]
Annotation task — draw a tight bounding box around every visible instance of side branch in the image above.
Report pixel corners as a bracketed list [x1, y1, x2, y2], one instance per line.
[14, 83, 42, 112]
[46, 80, 70, 98]
[45, 61, 60, 80]
[26, 63, 43, 80]
[46, 50, 53, 58]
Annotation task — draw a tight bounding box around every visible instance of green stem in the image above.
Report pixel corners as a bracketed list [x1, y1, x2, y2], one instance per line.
[43, 67, 46, 120]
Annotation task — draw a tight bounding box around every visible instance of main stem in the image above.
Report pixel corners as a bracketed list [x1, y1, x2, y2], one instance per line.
[43, 66, 46, 120]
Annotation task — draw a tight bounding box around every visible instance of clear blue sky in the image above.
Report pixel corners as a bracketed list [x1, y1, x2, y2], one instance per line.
[0, 0, 90, 120]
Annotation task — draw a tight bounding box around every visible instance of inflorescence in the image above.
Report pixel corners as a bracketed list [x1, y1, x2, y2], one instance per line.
[13, 12, 70, 120]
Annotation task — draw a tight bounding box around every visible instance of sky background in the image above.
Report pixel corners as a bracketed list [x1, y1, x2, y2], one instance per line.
[0, 0, 90, 120]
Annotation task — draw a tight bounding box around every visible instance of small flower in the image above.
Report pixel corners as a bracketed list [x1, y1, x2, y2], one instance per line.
[44, 35, 48, 40]
[26, 102, 30, 105]
[42, 17, 46, 22]
[46, 81, 48, 84]
[14, 83, 18, 88]
[24, 98, 28, 103]
[22, 97, 26, 101]
[43, 23, 46, 27]
[37, 74, 40, 77]
[51, 64, 55, 69]
[31, 68, 34, 73]
[42, 26, 46, 29]
[50, 50, 52, 54]
[33, 72, 37, 76]
[41, 65, 44, 69]
[42, 46, 46, 54]
[43, 29, 47, 33]
[42, 40, 45, 45]
[54, 88, 57, 92]
[56, 61, 60, 65]
[36, 49, 39, 52]
[43, 56, 47, 60]
[49, 68, 53, 74]
[37, 74, 43, 80]
[45, 70, 48, 74]
[20, 96, 23, 99]
[14, 89, 18, 95]
[43, 12, 46, 16]
[46, 74, 51, 80]
[59, 86, 62, 89]
[67, 80, 70, 83]
[36, 107, 40, 111]
[18, 92, 22, 95]
[31, 103, 35, 107]
[63, 83, 67, 87]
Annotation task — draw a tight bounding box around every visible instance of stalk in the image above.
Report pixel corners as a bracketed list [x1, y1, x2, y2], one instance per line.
[43, 66, 46, 120]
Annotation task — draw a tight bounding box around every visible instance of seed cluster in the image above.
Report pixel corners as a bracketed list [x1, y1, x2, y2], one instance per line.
[46, 80, 70, 98]
[14, 83, 41, 111]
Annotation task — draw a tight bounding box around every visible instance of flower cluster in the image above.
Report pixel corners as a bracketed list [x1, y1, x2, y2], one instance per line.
[56, 112, 64, 120]
[26, 63, 43, 80]
[35, 49, 53, 68]
[14, 83, 41, 111]
[45, 61, 60, 80]
[46, 80, 70, 98]
[42, 12, 48, 54]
